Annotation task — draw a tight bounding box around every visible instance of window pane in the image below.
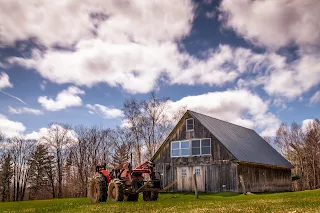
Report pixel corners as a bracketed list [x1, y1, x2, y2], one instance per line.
[172, 142, 179, 149]
[192, 147, 200, 155]
[192, 140, 200, 148]
[182, 168, 187, 177]
[194, 168, 200, 176]
[201, 146, 211, 155]
[187, 119, 193, 125]
[181, 141, 189, 148]
[201, 139, 210, 147]
[186, 119, 194, 130]
[172, 149, 180, 157]
[181, 149, 189, 156]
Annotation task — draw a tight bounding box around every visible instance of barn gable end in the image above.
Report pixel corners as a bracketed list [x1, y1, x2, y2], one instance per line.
[152, 110, 293, 193]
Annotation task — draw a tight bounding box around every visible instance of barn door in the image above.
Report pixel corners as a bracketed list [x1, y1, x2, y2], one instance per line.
[193, 167, 205, 192]
[177, 167, 192, 191]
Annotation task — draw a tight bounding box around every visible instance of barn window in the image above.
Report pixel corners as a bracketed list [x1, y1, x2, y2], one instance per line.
[186, 118, 194, 131]
[194, 168, 200, 176]
[201, 139, 211, 155]
[191, 138, 211, 156]
[171, 141, 189, 157]
[171, 138, 211, 157]
[181, 168, 187, 177]
[171, 142, 180, 157]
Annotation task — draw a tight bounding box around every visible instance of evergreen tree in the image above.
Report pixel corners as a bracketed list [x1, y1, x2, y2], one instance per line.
[28, 145, 55, 199]
[0, 154, 13, 201]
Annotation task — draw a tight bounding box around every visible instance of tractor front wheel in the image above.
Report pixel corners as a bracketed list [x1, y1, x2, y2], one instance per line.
[89, 174, 108, 203]
[108, 181, 124, 202]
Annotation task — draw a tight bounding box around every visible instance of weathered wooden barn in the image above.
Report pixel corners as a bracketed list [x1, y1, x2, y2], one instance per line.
[152, 110, 293, 193]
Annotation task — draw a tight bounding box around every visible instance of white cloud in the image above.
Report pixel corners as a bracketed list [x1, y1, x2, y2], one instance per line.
[310, 91, 320, 104]
[0, 0, 194, 47]
[0, 72, 13, 89]
[0, 114, 26, 137]
[218, 0, 320, 99]
[168, 89, 281, 136]
[302, 119, 315, 133]
[8, 106, 43, 115]
[263, 54, 320, 98]
[219, 0, 320, 50]
[25, 127, 49, 140]
[25, 124, 77, 143]
[38, 86, 85, 111]
[86, 104, 124, 119]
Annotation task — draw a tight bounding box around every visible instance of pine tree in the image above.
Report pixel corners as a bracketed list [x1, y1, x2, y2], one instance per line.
[0, 154, 13, 201]
[28, 145, 55, 199]
[112, 143, 130, 166]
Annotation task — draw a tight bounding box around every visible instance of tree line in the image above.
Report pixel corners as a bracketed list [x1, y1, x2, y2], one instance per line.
[0, 94, 184, 201]
[276, 119, 320, 191]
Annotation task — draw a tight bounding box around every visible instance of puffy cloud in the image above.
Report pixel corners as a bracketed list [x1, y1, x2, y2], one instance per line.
[219, 0, 320, 99]
[219, 0, 320, 50]
[263, 54, 320, 98]
[8, 106, 43, 115]
[310, 91, 320, 104]
[86, 104, 124, 119]
[8, 43, 268, 94]
[167, 89, 281, 136]
[0, 0, 194, 47]
[0, 72, 13, 89]
[38, 86, 85, 111]
[0, 114, 26, 137]
[25, 127, 49, 140]
[25, 124, 77, 142]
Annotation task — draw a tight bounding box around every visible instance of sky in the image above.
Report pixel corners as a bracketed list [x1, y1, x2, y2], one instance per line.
[0, 0, 319, 139]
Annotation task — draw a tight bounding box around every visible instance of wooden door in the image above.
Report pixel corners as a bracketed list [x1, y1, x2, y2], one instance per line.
[177, 167, 192, 191]
[193, 166, 205, 192]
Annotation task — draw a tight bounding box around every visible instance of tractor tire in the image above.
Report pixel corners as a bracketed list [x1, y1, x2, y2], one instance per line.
[151, 192, 159, 201]
[143, 191, 152, 201]
[108, 181, 124, 202]
[89, 174, 108, 203]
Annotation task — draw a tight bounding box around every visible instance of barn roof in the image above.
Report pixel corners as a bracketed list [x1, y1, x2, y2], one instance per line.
[152, 110, 293, 169]
[188, 110, 293, 168]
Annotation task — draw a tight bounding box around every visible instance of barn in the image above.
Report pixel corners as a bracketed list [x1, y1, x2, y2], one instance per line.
[152, 110, 293, 193]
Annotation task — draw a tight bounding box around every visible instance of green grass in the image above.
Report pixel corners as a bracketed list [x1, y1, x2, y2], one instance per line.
[1, 190, 320, 213]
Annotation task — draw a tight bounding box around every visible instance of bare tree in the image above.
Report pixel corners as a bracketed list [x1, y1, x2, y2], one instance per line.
[123, 92, 186, 163]
[9, 137, 35, 201]
[275, 119, 320, 190]
[42, 123, 73, 198]
[72, 125, 113, 196]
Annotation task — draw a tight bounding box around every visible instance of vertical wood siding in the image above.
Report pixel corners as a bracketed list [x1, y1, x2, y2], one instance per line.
[237, 163, 292, 192]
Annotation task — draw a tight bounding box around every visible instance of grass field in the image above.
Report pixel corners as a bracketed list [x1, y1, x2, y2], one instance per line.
[1, 190, 320, 213]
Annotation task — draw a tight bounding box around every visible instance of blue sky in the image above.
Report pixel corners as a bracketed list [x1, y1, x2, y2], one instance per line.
[0, 0, 319, 139]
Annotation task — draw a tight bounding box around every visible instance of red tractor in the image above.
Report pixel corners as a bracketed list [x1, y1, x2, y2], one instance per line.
[89, 160, 162, 203]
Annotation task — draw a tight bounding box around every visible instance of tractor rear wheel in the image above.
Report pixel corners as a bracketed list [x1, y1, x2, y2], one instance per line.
[89, 174, 108, 203]
[108, 181, 124, 202]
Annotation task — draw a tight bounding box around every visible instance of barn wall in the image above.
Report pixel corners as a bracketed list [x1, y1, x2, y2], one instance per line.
[153, 113, 238, 192]
[237, 163, 292, 192]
